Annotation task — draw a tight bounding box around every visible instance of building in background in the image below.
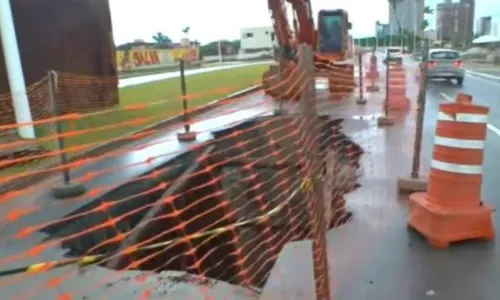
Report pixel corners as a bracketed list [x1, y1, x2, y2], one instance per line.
[376, 21, 391, 38]
[436, 0, 475, 46]
[239, 27, 277, 54]
[425, 29, 438, 41]
[476, 15, 500, 37]
[493, 17, 500, 36]
[388, 0, 424, 35]
[477, 16, 492, 36]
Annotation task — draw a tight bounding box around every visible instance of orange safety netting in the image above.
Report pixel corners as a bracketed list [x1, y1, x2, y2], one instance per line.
[0, 50, 365, 299]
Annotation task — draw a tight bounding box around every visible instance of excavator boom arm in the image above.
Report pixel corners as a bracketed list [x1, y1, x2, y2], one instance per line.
[287, 0, 315, 46]
[268, 0, 293, 52]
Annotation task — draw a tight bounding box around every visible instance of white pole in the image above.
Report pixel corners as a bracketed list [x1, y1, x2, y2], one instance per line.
[0, 0, 35, 139]
[218, 40, 222, 63]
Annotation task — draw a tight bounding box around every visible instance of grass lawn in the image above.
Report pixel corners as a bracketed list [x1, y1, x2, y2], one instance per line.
[0, 64, 269, 177]
[65, 63, 269, 147]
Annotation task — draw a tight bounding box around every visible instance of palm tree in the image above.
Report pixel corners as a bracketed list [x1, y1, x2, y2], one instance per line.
[182, 27, 191, 36]
[420, 6, 434, 45]
[152, 32, 172, 44]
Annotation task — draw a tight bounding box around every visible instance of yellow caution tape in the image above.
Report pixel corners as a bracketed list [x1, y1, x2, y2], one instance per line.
[1, 181, 306, 278]
[302, 177, 314, 192]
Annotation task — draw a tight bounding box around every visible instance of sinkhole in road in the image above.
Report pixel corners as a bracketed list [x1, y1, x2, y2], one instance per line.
[41, 115, 363, 288]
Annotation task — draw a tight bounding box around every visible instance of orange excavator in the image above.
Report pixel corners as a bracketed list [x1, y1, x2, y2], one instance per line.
[263, 0, 355, 100]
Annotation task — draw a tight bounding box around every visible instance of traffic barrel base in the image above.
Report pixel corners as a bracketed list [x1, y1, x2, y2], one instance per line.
[377, 116, 395, 127]
[366, 85, 380, 92]
[177, 131, 197, 142]
[408, 193, 495, 248]
[387, 96, 410, 111]
[397, 176, 428, 194]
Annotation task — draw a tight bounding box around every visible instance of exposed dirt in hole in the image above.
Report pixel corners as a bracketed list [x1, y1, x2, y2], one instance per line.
[41, 115, 363, 290]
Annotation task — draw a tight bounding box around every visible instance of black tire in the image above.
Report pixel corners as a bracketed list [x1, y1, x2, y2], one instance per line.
[456, 77, 464, 86]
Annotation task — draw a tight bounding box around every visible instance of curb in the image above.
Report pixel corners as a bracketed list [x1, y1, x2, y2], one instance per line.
[0, 85, 263, 193]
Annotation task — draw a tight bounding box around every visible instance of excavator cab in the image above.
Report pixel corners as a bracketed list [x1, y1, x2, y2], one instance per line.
[317, 9, 351, 60]
[316, 9, 355, 94]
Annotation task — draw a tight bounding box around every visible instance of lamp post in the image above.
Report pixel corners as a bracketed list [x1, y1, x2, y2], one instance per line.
[0, 0, 35, 139]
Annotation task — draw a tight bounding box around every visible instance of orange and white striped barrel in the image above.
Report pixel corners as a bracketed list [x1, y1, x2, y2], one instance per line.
[387, 65, 409, 110]
[426, 93, 489, 208]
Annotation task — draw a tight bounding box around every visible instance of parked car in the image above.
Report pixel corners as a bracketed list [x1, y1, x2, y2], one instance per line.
[424, 48, 465, 86]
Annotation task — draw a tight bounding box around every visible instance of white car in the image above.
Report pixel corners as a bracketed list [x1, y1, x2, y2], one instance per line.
[384, 47, 403, 64]
[425, 48, 465, 86]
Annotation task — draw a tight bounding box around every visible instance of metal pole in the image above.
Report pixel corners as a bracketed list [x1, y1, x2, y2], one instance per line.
[48, 71, 70, 184]
[298, 44, 331, 300]
[218, 40, 223, 63]
[357, 53, 366, 104]
[0, 0, 35, 139]
[410, 39, 429, 178]
[179, 59, 190, 133]
[384, 54, 390, 117]
[48, 71, 86, 199]
[274, 62, 287, 115]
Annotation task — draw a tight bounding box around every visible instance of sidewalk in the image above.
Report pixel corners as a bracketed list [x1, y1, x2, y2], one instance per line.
[260, 64, 500, 300]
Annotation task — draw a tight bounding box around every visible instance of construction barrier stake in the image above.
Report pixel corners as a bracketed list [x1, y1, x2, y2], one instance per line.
[177, 59, 197, 141]
[377, 52, 395, 126]
[410, 41, 429, 178]
[397, 40, 429, 193]
[274, 62, 288, 115]
[48, 70, 86, 199]
[357, 53, 366, 105]
[384, 57, 389, 117]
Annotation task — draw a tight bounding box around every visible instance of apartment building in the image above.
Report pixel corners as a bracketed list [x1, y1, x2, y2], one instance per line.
[436, 0, 475, 44]
[476, 15, 500, 37]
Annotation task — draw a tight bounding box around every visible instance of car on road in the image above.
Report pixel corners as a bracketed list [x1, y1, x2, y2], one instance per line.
[384, 47, 403, 64]
[424, 48, 465, 86]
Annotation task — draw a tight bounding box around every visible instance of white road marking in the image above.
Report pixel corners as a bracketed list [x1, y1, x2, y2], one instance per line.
[466, 70, 500, 82]
[439, 92, 500, 137]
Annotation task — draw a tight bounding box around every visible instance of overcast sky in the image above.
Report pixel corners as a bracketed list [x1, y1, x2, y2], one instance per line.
[109, 0, 500, 45]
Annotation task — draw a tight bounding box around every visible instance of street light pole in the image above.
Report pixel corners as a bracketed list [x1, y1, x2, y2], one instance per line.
[0, 0, 35, 139]
[218, 40, 223, 63]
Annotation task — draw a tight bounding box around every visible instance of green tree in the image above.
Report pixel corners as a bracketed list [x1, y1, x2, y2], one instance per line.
[152, 32, 172, 44]
[420, 5, 434, 48]
[421, 6, 433, 31]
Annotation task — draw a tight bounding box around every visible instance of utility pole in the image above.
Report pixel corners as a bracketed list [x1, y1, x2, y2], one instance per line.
[218, 40, 223, 63]
[0, 0, 35, 139]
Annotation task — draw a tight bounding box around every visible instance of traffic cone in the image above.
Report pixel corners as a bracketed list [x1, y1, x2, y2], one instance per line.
[366, 54, 380, 92]
[408, 93, 495, 248]
[387, 64, 410, 111]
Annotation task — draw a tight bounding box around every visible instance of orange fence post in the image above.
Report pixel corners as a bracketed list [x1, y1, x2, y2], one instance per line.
[408, 93, 495, 248]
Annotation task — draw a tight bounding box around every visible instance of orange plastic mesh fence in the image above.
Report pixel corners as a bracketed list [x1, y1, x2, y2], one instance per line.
[0, 48, 364, 299]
